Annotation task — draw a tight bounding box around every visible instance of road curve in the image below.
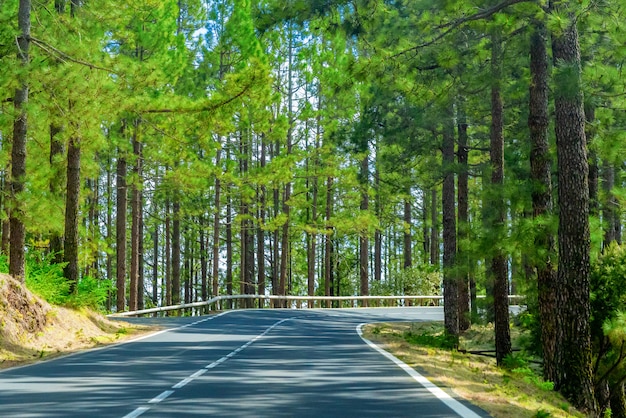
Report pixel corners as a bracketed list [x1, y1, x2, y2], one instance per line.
[0, 308, 489, 417]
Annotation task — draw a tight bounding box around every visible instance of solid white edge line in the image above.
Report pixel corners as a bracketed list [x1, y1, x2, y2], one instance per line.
[356, 323, 482, 418]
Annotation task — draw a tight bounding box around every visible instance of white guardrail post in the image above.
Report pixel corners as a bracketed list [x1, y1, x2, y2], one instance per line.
[107, 294, 524, 318]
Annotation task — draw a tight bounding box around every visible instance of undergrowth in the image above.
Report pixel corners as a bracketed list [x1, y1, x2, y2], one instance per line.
[0, 252, 111, 311]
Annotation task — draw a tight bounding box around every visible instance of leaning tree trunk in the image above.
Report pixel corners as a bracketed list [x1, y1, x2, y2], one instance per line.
[9, 0, 31, 283]
[528, 19, 558, 384]
[550, 1, 596, 412]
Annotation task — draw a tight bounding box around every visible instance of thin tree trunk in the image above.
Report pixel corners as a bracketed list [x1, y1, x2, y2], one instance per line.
[325, 176, 334, 308]
[490, 28, 511, 366]
[442, 102, 458, 339]
[116, 149, 127, 311]
[50, 125, 64, 262]
[165, 197, 172, 307]
[172, 196, 181, 306]
[603, 163, 619, 248]
[9, 0, 31, 283]
[457, 101, 471, 331]
[200, 216, 207, 301]
[550, 1, 596, 411]
[129, 122, 142, 311]
[430, 188, 439, 266]
[212, 149, 221, 299]
[529, 19, 558, 384]
[403, 197, 412, 270]
[360, 155, 369, 306]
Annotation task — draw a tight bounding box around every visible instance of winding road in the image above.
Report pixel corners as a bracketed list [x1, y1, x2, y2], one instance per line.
[0, 308, 488, 417]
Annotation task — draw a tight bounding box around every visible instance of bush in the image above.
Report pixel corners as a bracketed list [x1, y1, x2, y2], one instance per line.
[0, 251, 111, 311]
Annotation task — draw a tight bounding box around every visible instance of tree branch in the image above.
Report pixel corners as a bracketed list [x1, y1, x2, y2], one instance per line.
[140, 82, 254, 114]
[390, 0, 532, 58]
[29, 36, 117, 74]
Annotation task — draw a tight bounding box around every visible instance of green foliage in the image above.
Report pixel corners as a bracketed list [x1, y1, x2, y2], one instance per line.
[404, 329, 458, 350]
[0, 252, 111, 311]
[370, 265, 441, 297]
[24, 253, 71, 306]
[591, 243, 626, 340]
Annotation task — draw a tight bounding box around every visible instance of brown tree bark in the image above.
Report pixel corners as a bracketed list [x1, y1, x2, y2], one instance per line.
[457, 100, 471, 331]
[528, 19, 558, 384]
[129, 122, 142, 311]
[9, 0, 31, 283]
[490, 28, 511, 366]
[165, 197, 172, 307]
[360, 155, 369, 306]
[212, 149, 222, 299]
[325, 176, 334, 308]
[63, 134, 81, 293]
[172, 196, 181, 306]
[550, 1, 596, 412]
[116, 149, 127, 311]
[430, 188, 439, 266]
[442, 103, 458, 339]
[49, 125, 64, 263]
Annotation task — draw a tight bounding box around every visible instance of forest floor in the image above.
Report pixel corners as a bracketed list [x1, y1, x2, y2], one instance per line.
[0, 274, 155, 370]
[362, 322, 584, 418]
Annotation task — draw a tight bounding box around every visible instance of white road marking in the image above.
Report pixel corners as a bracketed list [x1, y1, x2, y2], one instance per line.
[122, 316, 293, 417]
[122, 406, 150, 418]
[356, 323, 483, 418]
[148, 390, 174, 403]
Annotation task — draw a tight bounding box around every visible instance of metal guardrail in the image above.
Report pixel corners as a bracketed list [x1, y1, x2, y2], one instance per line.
[108, 294, 525, 318]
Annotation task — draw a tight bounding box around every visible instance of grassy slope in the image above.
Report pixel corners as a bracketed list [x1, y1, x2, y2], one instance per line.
[0, 274, 154, 370]
[362, 322, 584, 418]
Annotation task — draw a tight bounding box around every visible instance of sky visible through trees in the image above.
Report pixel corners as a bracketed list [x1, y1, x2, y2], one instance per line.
[2, 0, 626, 413]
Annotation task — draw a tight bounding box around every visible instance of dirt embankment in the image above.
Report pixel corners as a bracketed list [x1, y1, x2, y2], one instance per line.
[0, 274, 152, 369]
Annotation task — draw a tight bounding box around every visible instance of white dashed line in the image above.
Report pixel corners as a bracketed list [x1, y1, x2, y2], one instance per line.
[148, 390, 174, 404]
[123, 316, 293, 418]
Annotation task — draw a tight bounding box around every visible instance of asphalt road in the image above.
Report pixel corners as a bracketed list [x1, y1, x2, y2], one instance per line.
[0, 308, 489, 417]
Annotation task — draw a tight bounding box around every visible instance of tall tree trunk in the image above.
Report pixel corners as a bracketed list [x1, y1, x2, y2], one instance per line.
[457, 100, 471, 331]
[200, 216, 207, 301]
[403, 197, 412, 270]
[138, 189, 144, 310]
[374, 151, 382, 282]
[116, 150, 127, 311]
[212, 149, 221, 299]
[106, 155, 113, 310]
[430, 188, 439, 266]
[49, 125, 64, 262]
[226, 175, 233, 302]
[9, 0, 31, 283]
[152, 216, 159, 305]
[586, 106, 599, 217]
[490, 28, 512, 366]
[360, 155, 369, 306]
[529, 19, 558, 384]
[602, 163, 619, 247]
[172, 195, 181, 306]
[129, 122, 142, 311]
[325, 176, 334, 307]
[442, 103, 458, 339]
[64, 134, 81, 293]
[550, 1, 596, 412]
[165, 197, 172, 306]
